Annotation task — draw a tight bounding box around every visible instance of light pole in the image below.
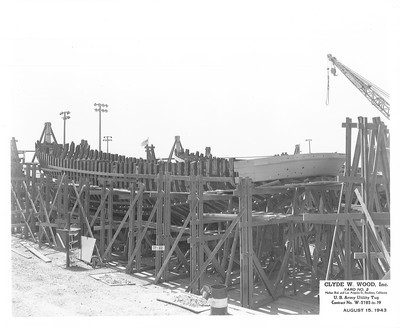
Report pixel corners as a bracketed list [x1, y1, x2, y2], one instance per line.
[59, 111, 71, 147]
[94, 103, 108, 151]
[103, 136, 112, 153]
[305, 139, 312, 154]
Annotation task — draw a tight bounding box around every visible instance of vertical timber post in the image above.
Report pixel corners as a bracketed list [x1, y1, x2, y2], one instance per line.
[198, 174, 204, 293]
[127, 180, 136, 273]
[239, 177, 253, 308]
[24, 164, 31, 239]
[107, 180, 114, 261]
[360, 117, 370, 279]
[189, 174, 197, 293]
[135, 184, 143, 271]
[100, 183, 106, 257]
[64, 177, 71, 267]
[163, 172, 171, 282]
[246, 178, 254, 308]
[155, 173, 163, 277]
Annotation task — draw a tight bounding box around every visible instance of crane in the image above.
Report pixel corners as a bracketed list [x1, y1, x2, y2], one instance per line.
[326, 54, 390, 120]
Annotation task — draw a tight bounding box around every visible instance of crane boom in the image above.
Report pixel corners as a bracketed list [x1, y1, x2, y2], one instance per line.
[327, 54, 390, 120]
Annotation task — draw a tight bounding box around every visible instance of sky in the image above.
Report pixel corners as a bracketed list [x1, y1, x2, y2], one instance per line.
[2, 0, 398, 160]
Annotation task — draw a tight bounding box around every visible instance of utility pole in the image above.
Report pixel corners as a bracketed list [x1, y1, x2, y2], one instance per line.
[94, 103, 108, 151]
[103, 136, 112, 153]
[59, 111, 71, 147]
[305, 139, 312, 154]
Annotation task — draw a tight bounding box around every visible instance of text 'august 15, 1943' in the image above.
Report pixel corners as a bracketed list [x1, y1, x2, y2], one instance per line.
[320, 280, 390, 314]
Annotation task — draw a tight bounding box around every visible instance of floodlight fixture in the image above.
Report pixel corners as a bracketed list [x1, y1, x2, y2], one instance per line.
[60, 111, 71, 146]
[94, 103, 109, 151]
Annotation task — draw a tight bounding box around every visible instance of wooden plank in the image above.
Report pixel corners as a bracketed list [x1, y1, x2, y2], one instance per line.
[47, 165, 234, 183]
[303, 213, 389, 225]
[12, 249, 32, 259]
[202, 194, 234, 201]
[39, 222, 64, 228]
[20, 243, 51, 263]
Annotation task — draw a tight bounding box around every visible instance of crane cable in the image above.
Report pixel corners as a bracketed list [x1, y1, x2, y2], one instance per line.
[325, 62, 330, 105]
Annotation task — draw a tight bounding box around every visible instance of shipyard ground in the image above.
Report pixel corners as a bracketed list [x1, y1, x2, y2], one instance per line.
[10, 236, 319, 318]
[11, 236, 190, 316]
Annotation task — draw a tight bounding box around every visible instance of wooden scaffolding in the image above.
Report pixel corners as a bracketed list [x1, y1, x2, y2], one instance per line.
[11, 116, 390, 310]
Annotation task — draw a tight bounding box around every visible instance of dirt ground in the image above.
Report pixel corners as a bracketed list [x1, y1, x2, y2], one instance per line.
[10, 236, 194, 317]
[7, 233, 332, 325]
[7, 236, 395, 328]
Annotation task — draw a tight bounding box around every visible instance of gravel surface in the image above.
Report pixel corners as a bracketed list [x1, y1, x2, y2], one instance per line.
[172, 294, 208, 308]
[10, 237, 194, 317]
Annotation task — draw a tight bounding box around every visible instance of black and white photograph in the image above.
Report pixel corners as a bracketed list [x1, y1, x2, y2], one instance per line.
[2, 0, 399, 327]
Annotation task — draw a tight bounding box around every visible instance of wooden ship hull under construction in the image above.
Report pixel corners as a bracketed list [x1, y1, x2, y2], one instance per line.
[32, 134, 347, 228]
[11, 117, 390, 312]
[234, 153, 345, 182]
[33, 122, 346, 187]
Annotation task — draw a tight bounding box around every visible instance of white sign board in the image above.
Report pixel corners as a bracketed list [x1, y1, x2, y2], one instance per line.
[152, 245, 165, 251]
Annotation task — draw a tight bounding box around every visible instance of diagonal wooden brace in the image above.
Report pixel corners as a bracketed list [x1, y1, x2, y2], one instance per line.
[36, 189, 57, 243]
[88, 189, 110, 230]
[22, 181, 52, 245]
[253, 255, 277, 300]
[154, 198, 198, 284]
[11, 186, 37, 242]
[185, 208, 244, 292]
[46, 173, 66, 219]
[71, 182, 101, 259]
[126, 198, 160, 271]
[103, 183, 145, 258]
[70, 183, 86, 218]
[203, 243, 226, 279]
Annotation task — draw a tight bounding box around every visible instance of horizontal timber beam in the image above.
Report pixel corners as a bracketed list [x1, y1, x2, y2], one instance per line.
[303, 213, 389, 226]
